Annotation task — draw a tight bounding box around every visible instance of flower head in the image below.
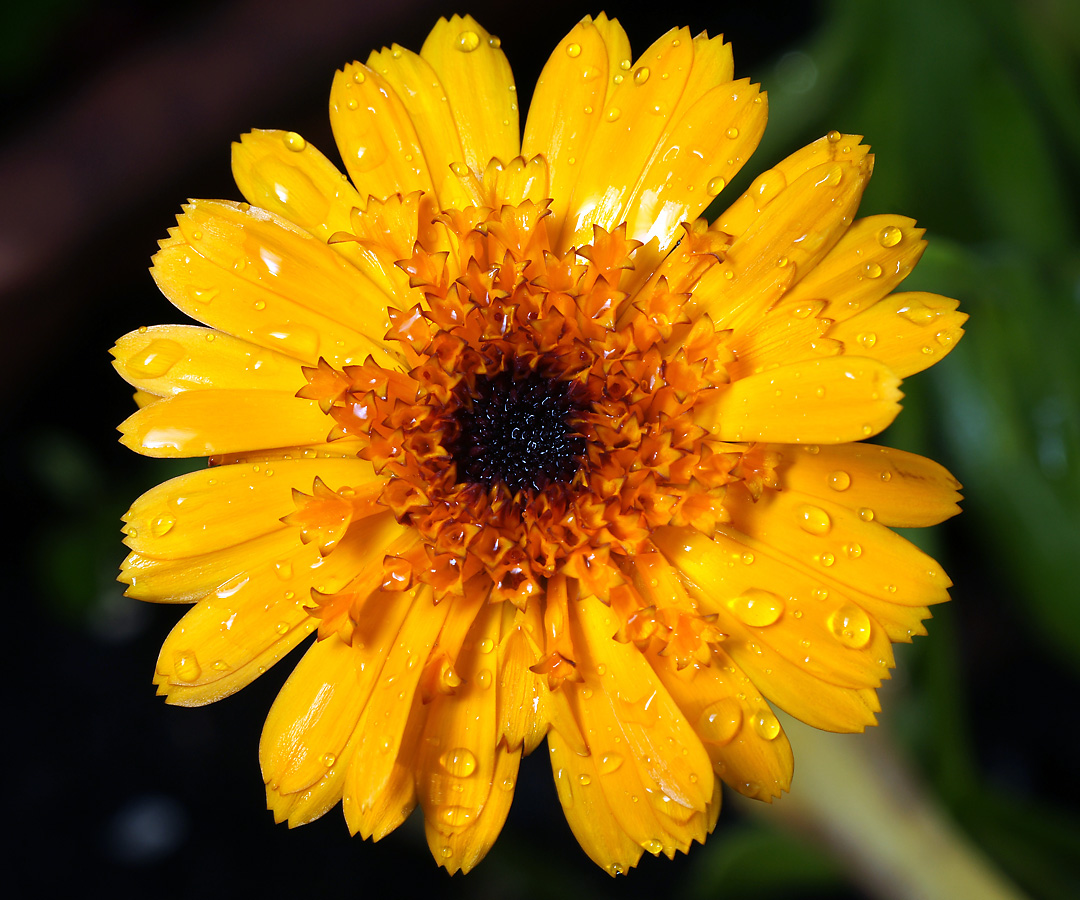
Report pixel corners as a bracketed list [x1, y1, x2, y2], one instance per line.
[113, 14, 965, 875]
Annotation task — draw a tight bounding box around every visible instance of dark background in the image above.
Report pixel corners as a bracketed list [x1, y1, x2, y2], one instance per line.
[5, 0, 1078, 897]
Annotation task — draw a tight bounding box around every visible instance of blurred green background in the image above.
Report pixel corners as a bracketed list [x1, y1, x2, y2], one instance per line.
[5, 0, 1077, 897]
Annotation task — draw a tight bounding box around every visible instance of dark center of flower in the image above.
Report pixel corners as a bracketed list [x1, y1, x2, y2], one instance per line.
[449, 369, 586, 496]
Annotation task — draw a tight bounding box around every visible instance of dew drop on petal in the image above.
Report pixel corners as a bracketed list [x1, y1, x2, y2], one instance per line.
[726, 588, 784, 627]
[440, 747, 477, 778]
[321, 753, 336, 767]
[605, 107, 622, 122]
[827, 129, 842, 142]
[796, 504, 832, 535]
[858, 507, 875, 522]
[858, 331, 877, 349]
[283, 132, 306, 152]
[174, 651, 201, 683]
[565, 42, 581, 58]
[126, 339, 185, 378]
[829, 470, 851, 491]
[726, 126, 739, 139]
[878, 225, 903, 247]
[696, 698, 742, 745]
[866, 262, 883, 279]
[456, 31, 480, 52]
[828, 604, 872, 648]
[707, 177, 726, 196]
[578, 774, 592, 786]
[643, 839, 664, 855]
[751, 707, 781, 740]
[599, 753, 624, 774]
[151, 514, 176, 537]
[633, 65, 650, 84]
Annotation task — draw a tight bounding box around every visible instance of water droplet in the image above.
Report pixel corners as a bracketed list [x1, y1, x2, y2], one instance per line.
[174, 651, 201, 682]
[450, 162, 469, 177]
[751, 707, 781, 740]
[605, 107, 622, 122]
[935, 330, 955, 348]
[619, 58, 631, 70]
[599, 753, 624, 774]
[578, 774, 592, 786]
[581, 66, 600, 82]
[633, 65, 650, 85]
[822, 164, 843, 186]
[858, 507, 875, 522]
[751, 168, 786, 211]
[352, 70, 366, 84]
[151, 514, 176, 537]
[726, 588, 784, 627]
[126, 339, 185, 378]
[826, 129, 842, 143]
[806, 444, 820, 454]
[725, 126, 740, 139]
[865, 262, 883, 279]
[283, 132, 306, 152]
[878, 225, 903, 248]
[345, 97, 358, 110]
[643, 839, 664, 855]
[322, 753, 336, 767]
[613, 73, 625, 84]
[818, 552, 836, 567]
[796, 504, 832, 535]
[565, 42, 581, 58]
[706, 176, 726, 196]
[456, 31, 480, 52]
[857, 331, 877, 349]
[275, 622, 290, 635]
[583, 105, 593, 114]
[479, 638, 494, 654]
[829, 470, 851, 491]
[845, 542, 863, 559]
[741, 552, 755, 565]
[475, 668, 492, 689]
[697, 699, 742, 745]
[253, 299, 266, 311]
[828, 604, 872, 648]
[440, 747, 477, 778]
[488, 35, 501, 48]
[608, 864, 625, 876]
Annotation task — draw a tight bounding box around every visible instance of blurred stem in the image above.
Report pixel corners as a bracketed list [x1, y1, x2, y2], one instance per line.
[743, 714, 1028, 900]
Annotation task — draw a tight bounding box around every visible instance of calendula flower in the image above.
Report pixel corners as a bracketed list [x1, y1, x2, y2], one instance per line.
[113, 13, 965, 875]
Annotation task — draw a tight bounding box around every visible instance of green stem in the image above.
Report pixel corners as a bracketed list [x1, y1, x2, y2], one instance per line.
[739, 714, 1028, 900]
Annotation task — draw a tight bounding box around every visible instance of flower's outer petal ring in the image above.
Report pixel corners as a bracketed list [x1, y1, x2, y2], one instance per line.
[772, 442, 962, 528]
[231, 130, 362, 247]
[420, 15, 519, 175]
[548, 727, 645, 876]
[111, 325, 303, 396]
[329, 63, 434, 201]
[694, 357, 902, 443]
[152, 518, 398, 705]
[153, 200, 397, 369]
[118, 389, 330, 458]
[122, 458, 377, 561]
[522, 16, 614, 246]
[829, 292, 967, 378]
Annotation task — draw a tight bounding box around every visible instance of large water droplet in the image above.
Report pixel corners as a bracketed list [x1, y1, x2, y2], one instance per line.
[174, 651, 201, 683]
[642, 839, 664, 855]
[796, 504, 832, 535]
[126, 339, 185, 378]
[565, 42, 581, 58]
[751, 706, 781, 740]
[706, 176, 726, 196]
[441, 805, 473, 827]
[456, 31, 480, 52]
[283, 132, 306, 152]
[751, 168, 786, 211]
[633, 66, 650, 85]
[726, 588, 784, 627]
[151, 514, 176, 537]
[696, 698, 743, 745]
[440, 747, 477, 778]
[878, 225, 903, 248]
[829, 470, 851, 491]
[828, 604, 872, 648]
[598, 753, 624, 774]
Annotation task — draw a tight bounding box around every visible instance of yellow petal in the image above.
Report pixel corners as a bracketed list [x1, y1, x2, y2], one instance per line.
[694, 357, 902, 443]
[118, 389, 330, 458]
[547, 727, 644, 876]
[522, 16, 615, 245]
[231, 129, 361, 245]
[648, 643, 793, 801]
[780, 215, 926, 320]
[495, 601, 550, 754]
[366, 46, 474, 209]
[329, 62, 433, 201]
[416, 600, 507, 873]
[772, 442, 963, 527]
[420, 16, 519, 175]
[151, 515, 395, 705]
[122, 457, 377, 561]
[620, 78, 766, 250]
[653, 526, 883, 732]
[152, 201, 396, 368]
[722, 485, 952, 609]
[559, 27, 695, 249]
[111, 325, 303, 396]
[828, 292, 967, 377]
[696, 138, 873, 331]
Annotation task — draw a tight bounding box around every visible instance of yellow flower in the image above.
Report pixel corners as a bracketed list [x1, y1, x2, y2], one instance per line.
[112, 14, 965, 876]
